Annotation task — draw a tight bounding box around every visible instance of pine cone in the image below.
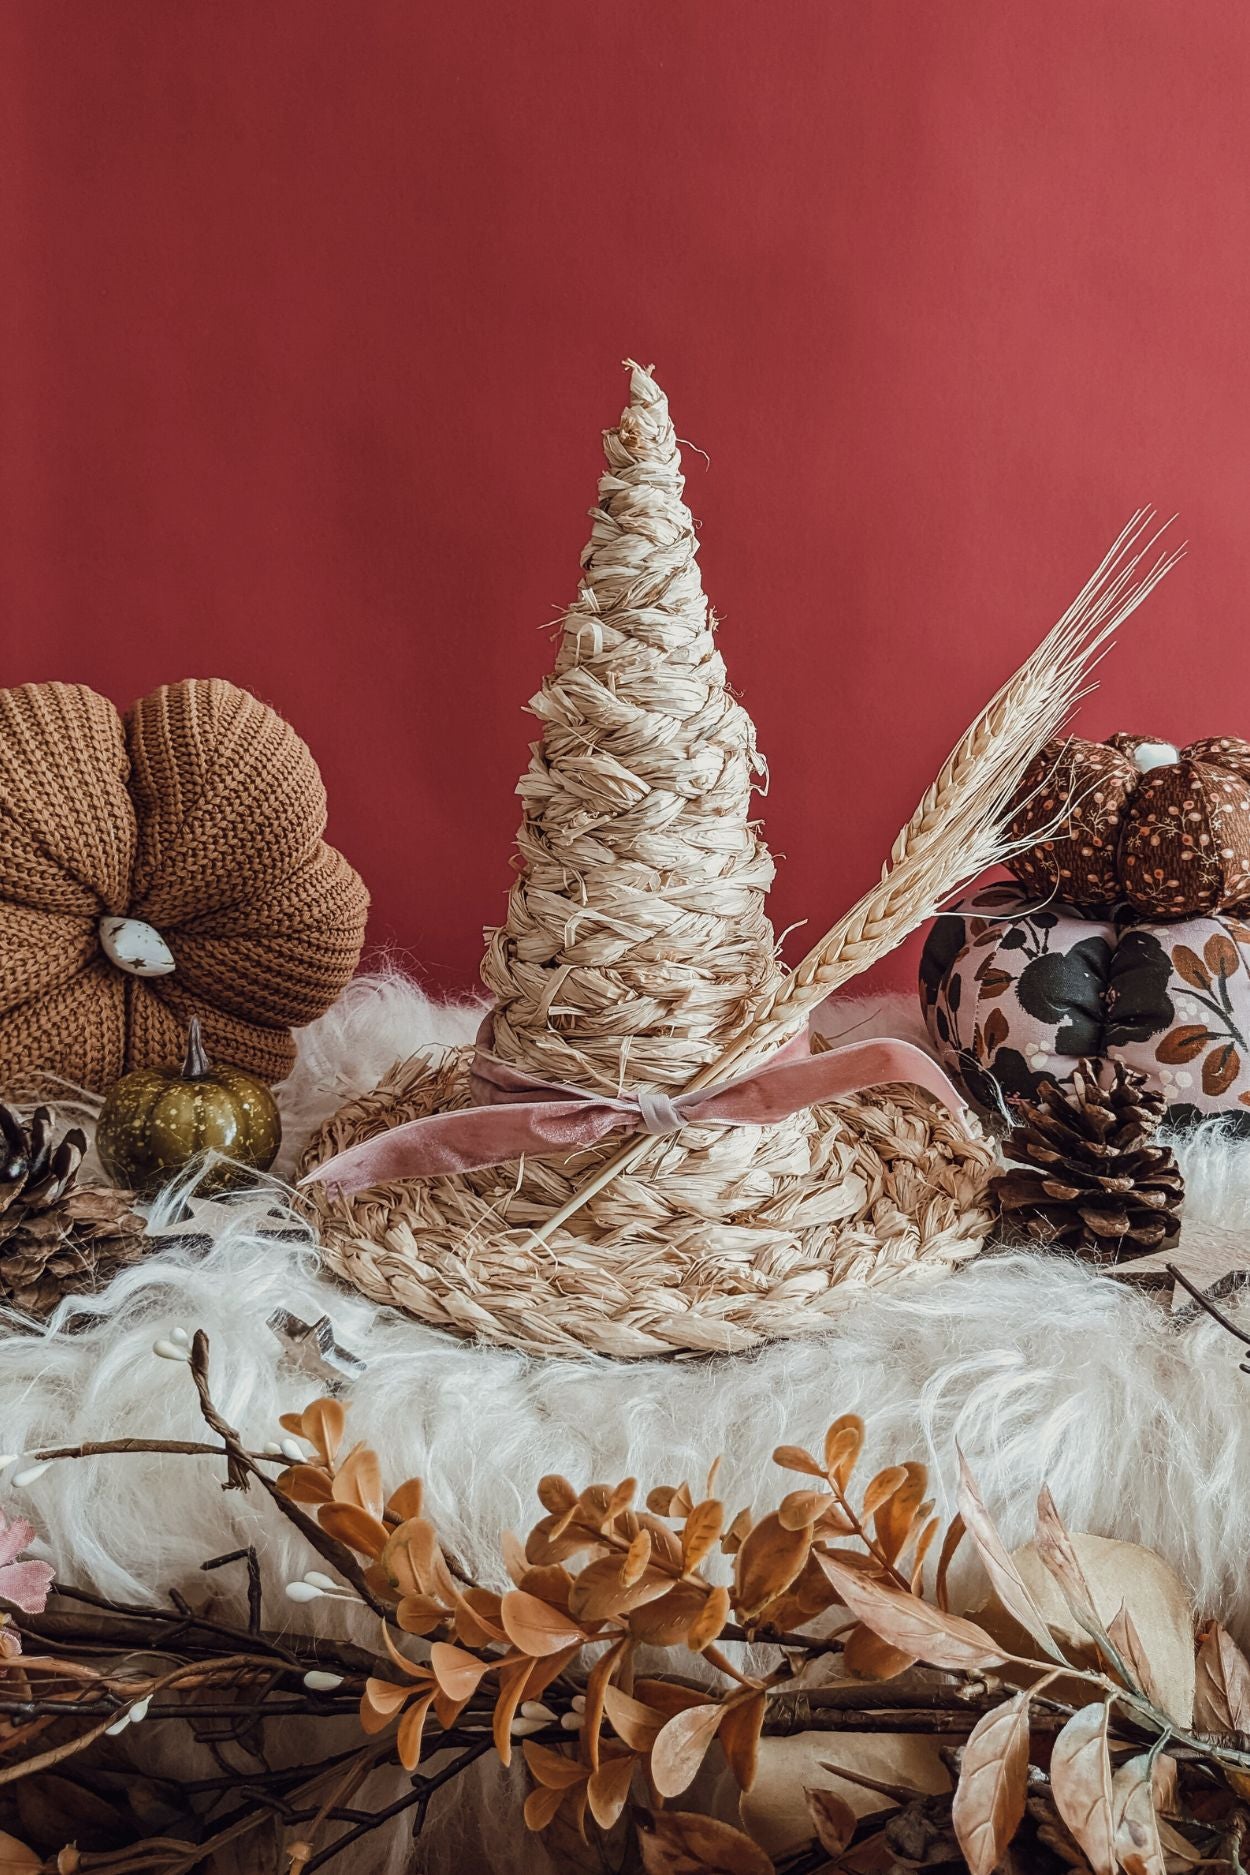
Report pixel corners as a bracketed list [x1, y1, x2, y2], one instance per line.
[990, 1060, 1184, 1260]
[0, 1105, 146, 1317]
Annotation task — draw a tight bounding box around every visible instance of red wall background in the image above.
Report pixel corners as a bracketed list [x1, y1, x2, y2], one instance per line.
[4, 2, 1250, 998]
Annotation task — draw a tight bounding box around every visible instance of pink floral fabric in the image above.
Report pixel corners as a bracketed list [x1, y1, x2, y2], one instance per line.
[919, 882, 1250, 1130]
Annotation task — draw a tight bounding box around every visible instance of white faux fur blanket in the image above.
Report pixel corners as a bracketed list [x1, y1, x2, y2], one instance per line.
[3, 974, 1250, 1869]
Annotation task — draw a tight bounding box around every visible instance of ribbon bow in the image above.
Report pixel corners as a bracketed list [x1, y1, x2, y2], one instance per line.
[301, 1018, 968, 1198]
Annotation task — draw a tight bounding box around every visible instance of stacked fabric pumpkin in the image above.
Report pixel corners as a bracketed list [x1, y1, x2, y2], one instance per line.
[920, 733, 1250, 1130]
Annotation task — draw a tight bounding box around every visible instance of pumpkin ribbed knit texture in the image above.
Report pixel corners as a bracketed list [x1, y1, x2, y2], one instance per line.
[0, 679, 369, 1094]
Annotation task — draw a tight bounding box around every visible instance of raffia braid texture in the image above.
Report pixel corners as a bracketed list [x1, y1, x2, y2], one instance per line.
[0, 678, 369, 1094]
[302, 1043, 995, 1359]
[302, 363, 996, 1355]
[480, 359, 783, 1095]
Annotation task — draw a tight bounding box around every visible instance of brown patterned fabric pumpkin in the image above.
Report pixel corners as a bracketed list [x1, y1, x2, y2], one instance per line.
[0, 679, 369, 1094]
[1007, 733, 1250, 917]
[920, 881, 1250, 1132]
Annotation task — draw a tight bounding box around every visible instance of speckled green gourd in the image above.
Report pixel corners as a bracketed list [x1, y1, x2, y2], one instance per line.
[96, 1018, 281, 1198]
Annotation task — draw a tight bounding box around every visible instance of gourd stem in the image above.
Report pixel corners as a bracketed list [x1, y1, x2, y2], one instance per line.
[183, 1018, 211, 1080]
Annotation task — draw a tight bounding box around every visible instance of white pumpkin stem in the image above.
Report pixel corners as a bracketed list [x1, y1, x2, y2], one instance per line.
[183, 1019, 211, 1080]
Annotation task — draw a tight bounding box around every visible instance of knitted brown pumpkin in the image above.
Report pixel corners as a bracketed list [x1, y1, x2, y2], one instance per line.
[1007, 734, 1250, 917]
[0, 679, 369, 1093]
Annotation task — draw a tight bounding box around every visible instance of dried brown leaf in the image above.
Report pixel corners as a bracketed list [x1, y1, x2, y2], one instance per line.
[682, 1499, 724, 1571]
[582, 1636, 629, 1771]
[317, 1501, 390, 1558]
[359, 1676, 412, 1733]
[773, 1444, 824, 1478]
[957, 1453, 1066, 1664]
[500, 1588, 585, 1656]
[587, 1751, 636, 1829]
[396, 1691, 436, 1772]
[861, 1465, 909, 1520]
[688, 1584, 731, 1653]
[1106, 1602, 1164, 1707]
[778, 1490, 828, 1532]
[286, 1397, 345, 1466]
[428, 1641, 491, 1703]
[950, 1691, 1030, 1875]
[818, 1554, 1006, 1671]
[1194, 1622, 1250, 1735]
[274, 1463, 334, 1505]
[0, 1835, 40, 1874]
[607, 1478, 638, 1519]
[1035, 1487, 1104, 1641]
[842, 1621, 916, 1680]
[805, 1785, 858, 1857]
[500, 1528, 529, 1586]
[331, 1442, 383, 1518]
[537, 1475, 577, 1516]
[639, 1811, 774, 1875]
[909, 1515, 941, 1592]
[386, 1476, 423, 1521]
[622, 1529, 652, 1586]
[451, 1584, 506, 1648]
[1049, 1702, 1116, 1875]
[492, 1656, 532, 1767]
[395, 1593, 446, 1635]
[874, 1464, 929, 1566]
[523, 1738, 588, 1789]
[650, 1700, 726, 1798]
[734, 1512, 812, 1623]
[630, 1579, 707, 1645]
[824, 1415, 865, 1489]
[1111, 1752, 1166, 1875]
[935, 1513, 965, 1611]
[720, 1690, 766, 1791]
[523, 1784, 566, 1832]
[568, 1556, 670, 1623]
[603, 1684, 666, 1753]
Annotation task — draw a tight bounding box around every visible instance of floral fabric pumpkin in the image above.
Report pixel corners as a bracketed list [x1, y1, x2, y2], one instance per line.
[1007, 733, 1250, 917]
[920, 881, 1250, 1131]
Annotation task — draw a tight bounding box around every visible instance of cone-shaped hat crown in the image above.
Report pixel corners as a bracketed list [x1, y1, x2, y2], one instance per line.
[481, 363, 784, 1093]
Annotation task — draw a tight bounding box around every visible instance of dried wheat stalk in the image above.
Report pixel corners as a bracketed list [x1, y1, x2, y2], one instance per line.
[530, 511, 1182, 1244]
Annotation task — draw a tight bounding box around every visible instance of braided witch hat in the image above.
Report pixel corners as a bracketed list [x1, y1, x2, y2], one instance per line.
[301, 365, 1177, 1359]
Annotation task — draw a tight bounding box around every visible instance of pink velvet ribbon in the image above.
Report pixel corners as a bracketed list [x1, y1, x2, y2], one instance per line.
[301, 1018, 968, 1198]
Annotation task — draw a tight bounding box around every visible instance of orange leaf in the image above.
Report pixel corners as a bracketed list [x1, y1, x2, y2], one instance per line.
[517, 1563, 576, 1607]
[719, 1690, 766, 1791]
[395, 1593, 446, 1635]
[687, 1584, 730, 1653]
[522, 1739, 588, 1790]
[587, 1751, 636, 1830]
[638, 1811, 774, 1875]
[622, 1529, 653, 1586]
[569, 1556, 669, 1623]
[950, 1692, 1030, 1875]
[381, 1517, 448, 1598]
[1106, 1603, 1165, 1708]
[317, 1502, 390, 1558]
[861, 1465, 909, 1519]
[582, 1635, 629, 1771]
[778, 1490, 828, 1532]
[282, 1397, 344, 1466]
[957, 1454, 1065, 1664]
[806, 1786, 857, 1858]
[650, 1700, 726, 1798]
[396, 1691, 436, 1771]
[873, 1462, 929, 1565]
[0, 1836, 40, 1874]
[935, 1513, 966, 1611]
[630, 1579, 707, 1646]
[733, 1512, 811, 1623]
[603, 1685, 666, 1752]
[428, 1642, 491, 1702]
[633, 1679, 710, 1718]
[522, 1784, 566, 1832]
[772, 1444, 823, 1477]
[817, 1555, 1006, 1671]
[451, 1585, 507, 1649]
[492, 1656, 532, 1768]
[359, 1676, 410, 1733]
[274, 1464, 333, 1504]
[331, 1443, 383, 1518]
[823, 1415, 865, 1488]
[386, 1477, 424, 1522]
[500, 1588, 585, 1656]
[500, 1528, 529, 1586]
[537, 1475, 577, 1515]
[842, 1622, 916, 1681]
[682, 1499, 724, 1572]
[1050, 1703, 1116, 1875]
